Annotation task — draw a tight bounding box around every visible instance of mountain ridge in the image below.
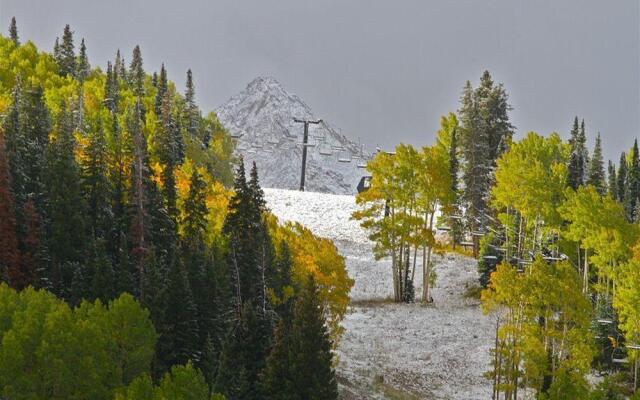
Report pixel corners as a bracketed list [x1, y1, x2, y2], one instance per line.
[215, 76, 371, 194]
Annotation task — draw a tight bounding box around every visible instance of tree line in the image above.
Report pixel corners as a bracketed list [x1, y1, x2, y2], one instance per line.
[0, 18, 350, 399]
[356, 69, 640, 397]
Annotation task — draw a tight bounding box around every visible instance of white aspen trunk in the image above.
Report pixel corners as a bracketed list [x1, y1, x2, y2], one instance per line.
[422, 211, 435, 303]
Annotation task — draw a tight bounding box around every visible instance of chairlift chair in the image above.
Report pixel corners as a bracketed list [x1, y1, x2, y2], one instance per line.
[611, 348, 628, 364]
[436, 226, 451, 231]
[337, 151, 352, 163]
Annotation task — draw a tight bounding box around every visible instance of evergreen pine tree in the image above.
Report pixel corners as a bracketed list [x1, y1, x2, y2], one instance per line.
[89, 238, 115, 302]
[184, 69, 200, 137]
[44, 106, 86, 298]
[288, 275, 338, 400]
[587, 133, 605, 195]
[215, 302, 269, 400]
[82, 119, 112, 240]
[157, 92, 180, 224]
[272, 240, 295, 322]
[617, 152, 628, 206]
[115, 49, 127, 82]
[261, 319, 294, 399]
[0, 132, 21, 288]
[57, 24, 76, 77]
[53, 37, 60, 62]
[607, 160, 617, 200]
[129, 45, 145, 99]
[9, 17, 19, 45]
[21, 198, 44, 289]
[159, 259, 200, 371]
[568, 117, 585, 190]
[76, 38, 90, 82]
[626, 140, 640, 221]
[155, 64, 168, 116]
[448, 125, 463, 246]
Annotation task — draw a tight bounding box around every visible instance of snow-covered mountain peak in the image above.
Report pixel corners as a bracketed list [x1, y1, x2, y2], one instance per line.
[216, 77, 371, 194]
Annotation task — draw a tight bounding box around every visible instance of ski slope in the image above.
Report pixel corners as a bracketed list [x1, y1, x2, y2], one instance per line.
[264, 188, 495, 399]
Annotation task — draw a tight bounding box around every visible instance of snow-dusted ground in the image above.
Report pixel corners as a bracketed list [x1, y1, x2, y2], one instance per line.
[264, 188, 494, 399]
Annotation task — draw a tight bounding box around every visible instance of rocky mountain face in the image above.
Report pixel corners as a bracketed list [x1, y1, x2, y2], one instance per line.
[215, 76, 371, 194]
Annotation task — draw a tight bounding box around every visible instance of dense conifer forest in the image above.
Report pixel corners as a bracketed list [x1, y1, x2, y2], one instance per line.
[0, 19, 350, 399]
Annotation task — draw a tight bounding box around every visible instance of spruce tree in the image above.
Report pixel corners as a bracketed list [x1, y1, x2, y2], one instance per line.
[223, 160, 261, 311]
[82, 119, 112, 240]
[160, 259, 200, 371]
[21, 198, 44, 289]
[9, 17, 19, 45]
[155, 64, 168, 116]
[272, 240, 295, 322]
[448, 125, 463, 246]
[44, 106, 86, 297]
[607, 160, 617, 200]
[261, 319, 294, 399]
[115, 49, 127, 83]
[0, 132, 21, 288]
[215, 302, 269, 400]
[57, 24, 76, 77]
[129, 45, 145, 99]
[89, 238, 115, 302]
[617, 152, 628, 206]
[587, 133, 605, 195]
[568, 117, 586, 190]
[184, 69, 200, 137]
[626, 140, 640, 221]
[76, 38, 90, 82]
[288, 275, 338, 400]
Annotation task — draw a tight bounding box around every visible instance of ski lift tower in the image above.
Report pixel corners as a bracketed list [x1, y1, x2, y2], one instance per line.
[293, 118, 322, 191]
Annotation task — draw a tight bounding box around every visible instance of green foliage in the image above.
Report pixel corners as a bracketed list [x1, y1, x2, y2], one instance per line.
[0, 284, 156, 399]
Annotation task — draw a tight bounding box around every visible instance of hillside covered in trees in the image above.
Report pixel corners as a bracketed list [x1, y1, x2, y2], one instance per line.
[0, 19, 352, 399]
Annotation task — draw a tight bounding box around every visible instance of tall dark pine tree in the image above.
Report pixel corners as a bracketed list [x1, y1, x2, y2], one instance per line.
[21, 198, 43, 289]
[127, 101, 156, 303]
[448, 126, 463, 246]
[129, 45, 145, 99]
[81, 119, 112, 240]
[155, 64, 168, 116]
[159, 259, 200, 373]
[271, 240, 295, 322]
[268, 275, 338, 400]
[181, 168, 219, 354]
[184, 69, 200, 137]
[9, 17, 19, 45]
[568, 117, 587, 190]
[223, 160, 263, 312]
[215, 302, 270, 400]
[626, 140, 640, 221]
[587, 133, 605, 195]
[458, 72, 513, 255]
[459, 80, 485, 255]
[56, 24, 76, 77]
[115, 49, 127, 83]
[0, 132, 21, 288]
[607, 160, 617, 200]
[45, 106, 86, 298]
[617, 152, 628, 208]
[76, 38, 90, 82]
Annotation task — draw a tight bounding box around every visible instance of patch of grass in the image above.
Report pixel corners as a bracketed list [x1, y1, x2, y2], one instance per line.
[438, 241, 475, 258]
[464, 284, 483, 300]
[350, 297, 396, 307]
[372, 375, 421, 400]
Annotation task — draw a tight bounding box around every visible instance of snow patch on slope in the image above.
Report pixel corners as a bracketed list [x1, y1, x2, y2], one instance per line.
[264, 188, 494, 399]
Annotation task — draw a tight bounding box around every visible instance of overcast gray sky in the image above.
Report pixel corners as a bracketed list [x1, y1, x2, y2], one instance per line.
[2, 0, 639, 161]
